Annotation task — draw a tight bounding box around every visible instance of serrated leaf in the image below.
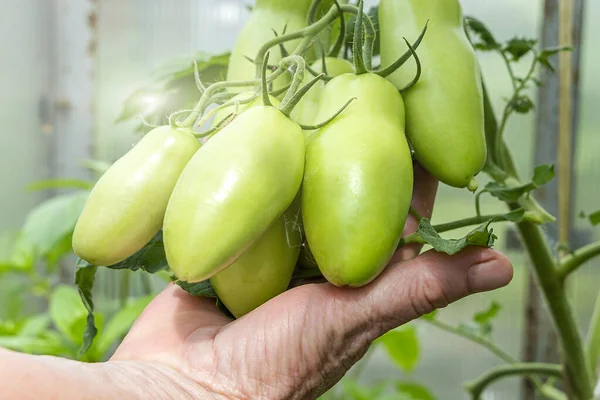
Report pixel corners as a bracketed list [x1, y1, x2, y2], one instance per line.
[377, 326, 420, 372]
[22, 191, 89, 257]
[509, 95, 534, 114]
[417, 219, 496, 256]
[503, 37, 537, 61]
[75, 259, 98, 356]
[464, 16, 500, 52]
[474, 302, 501, 326]
[95, 295, 153, 356]
[532, 164, 555, 186]
[484, 165, 554, 203]
[396, 382, 436, 400]
[106, 231, 167, 274]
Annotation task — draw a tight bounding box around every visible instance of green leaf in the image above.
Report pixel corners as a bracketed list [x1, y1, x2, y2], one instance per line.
[95, 295, 153, 356]
[483, 164, 555, 203]
[396, 382, 436, 400]
[0, 334, 66, 356]
[532, 164, 556, 186]
[0, 232, 35, 273]
[49, 285, 89, 344]
[537, 46, 571, 72]
[509, 95, 534, 114]
[503, 37, 537, 61]
[45, 234, 75, 272]
[589, 210, 600, 226]
[22, 191, 88, 257]
[26, 179, 94, 192]
[341, 379, 387, 400]
[19, 314, 51, 337]
[75, 259, 98, 356]
[107, 231, 168, 274]
[377, 326, 420, 372]
[474, 302, 501, 326]
[464, 16, 500, 52]
[174, 279, 217, 298]
[417, 219, 496, 256]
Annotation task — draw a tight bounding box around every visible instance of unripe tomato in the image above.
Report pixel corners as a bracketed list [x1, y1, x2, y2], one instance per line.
[379, 0, 486, 190]
[302, 73, 414, 287]
[164, 106, 305, 283]
[72, 126, 200, 266]
[210, 197, 302, 318]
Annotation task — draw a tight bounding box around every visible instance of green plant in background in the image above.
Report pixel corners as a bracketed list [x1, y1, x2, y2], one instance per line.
[2, 0, 599, 399]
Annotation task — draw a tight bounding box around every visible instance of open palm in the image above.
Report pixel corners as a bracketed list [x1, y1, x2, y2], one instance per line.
[111, 165, 513, 400]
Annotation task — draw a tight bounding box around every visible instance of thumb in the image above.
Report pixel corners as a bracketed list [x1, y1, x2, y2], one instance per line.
[340, 247, 514, 339]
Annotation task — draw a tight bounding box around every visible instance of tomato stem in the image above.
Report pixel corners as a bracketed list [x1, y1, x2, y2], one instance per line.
[352, 0, 367, 74]
[280, 73, 324, 117]
[327, 0, 346, 58]
[261, 51, 274, 107]
[279, 55, 307, 109]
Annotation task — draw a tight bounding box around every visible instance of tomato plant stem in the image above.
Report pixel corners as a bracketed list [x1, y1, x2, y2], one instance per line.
[585, 291, 600, 378]
[513, 216, 594, 399]
[464, 363, 563, 400]
[557, 240, 600, 282]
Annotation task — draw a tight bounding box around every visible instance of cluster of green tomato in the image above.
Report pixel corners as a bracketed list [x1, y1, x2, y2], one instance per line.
[72, 0, 486, 318]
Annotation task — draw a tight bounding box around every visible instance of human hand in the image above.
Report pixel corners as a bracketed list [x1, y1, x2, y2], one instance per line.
[110, 165, 513, 399]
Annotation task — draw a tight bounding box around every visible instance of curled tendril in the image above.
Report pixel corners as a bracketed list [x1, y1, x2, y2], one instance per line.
[377, 20, 429, 78]
[328, 0, 346, 58]
[398, 37, 422, 93]
[299, 97, 356, 131]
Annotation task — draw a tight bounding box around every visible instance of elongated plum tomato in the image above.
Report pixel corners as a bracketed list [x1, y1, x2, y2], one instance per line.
[163, 106, 305, 283]
[210, 197, 302, 318]
[379, 0, 486, 190]
[291, 57, 355, 127]
[72, 126, 200, 266]
[302, 73, 414, 287]
[208, 93, 301, 317]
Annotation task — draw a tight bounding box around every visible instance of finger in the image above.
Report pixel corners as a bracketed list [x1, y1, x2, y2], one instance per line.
[395, 163, 439, 261]
[333, 247, 513, 341]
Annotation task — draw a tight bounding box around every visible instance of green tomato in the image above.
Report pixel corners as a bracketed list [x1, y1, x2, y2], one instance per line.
[291, 57, 355, 127]
[302, 73, 414, 287]
[210, 197, 302, 318]
[379, 0, 486, 190]
[164, 106, 305, 283]
[226, 0, 313, 93]
[208, 92, 300, 317]
[72, 126, 200, 266]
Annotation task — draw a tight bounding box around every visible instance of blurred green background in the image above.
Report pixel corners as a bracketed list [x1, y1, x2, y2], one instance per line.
[0, 1, 598, 399]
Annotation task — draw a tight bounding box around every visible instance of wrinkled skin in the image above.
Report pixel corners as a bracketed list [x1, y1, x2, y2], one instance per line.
[379, 0, 486, 190]
[107, 165, 514, 400]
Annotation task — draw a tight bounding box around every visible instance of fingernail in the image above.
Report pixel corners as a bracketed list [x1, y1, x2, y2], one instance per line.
[468, 260, 513, 293]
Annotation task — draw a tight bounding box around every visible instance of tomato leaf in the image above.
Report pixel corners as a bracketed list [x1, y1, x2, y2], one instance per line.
[421, 310, 437, 321]
[509, 94, 534, 114]
[173, 279, 217, 298]
[22, 191, 89, 257]
[503, 37, 537, 61]
[106, 231, 168, 274]
[464, 16, 500, 52]
[396, 382, 436, 400]
[49, 285, 89, 344]
[483, 164, 555, 203]
[75, 258, 98, 357]
[377, 326, 420, 372]
[589, 210, 600, 226]
[416, 219, 496, 256]
[474, 302, 501, 326]
[537, 46, 571, 72]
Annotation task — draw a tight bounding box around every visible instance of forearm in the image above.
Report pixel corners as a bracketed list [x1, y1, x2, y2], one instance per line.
[0, 348, 213, 400]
